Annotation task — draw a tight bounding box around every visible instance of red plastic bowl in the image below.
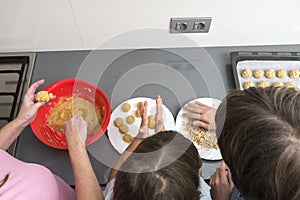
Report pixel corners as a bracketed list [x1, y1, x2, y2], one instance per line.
[30, 78, 111, 149]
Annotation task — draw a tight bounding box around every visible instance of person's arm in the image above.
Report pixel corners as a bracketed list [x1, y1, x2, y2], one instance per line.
[108, 101, 149, 181]
[209, 161, 235, 200]
[182, 101, 216, 130]
[65, 115, 103, 200]
[155, 95, 165, 133]
[0, 80, 46, 150]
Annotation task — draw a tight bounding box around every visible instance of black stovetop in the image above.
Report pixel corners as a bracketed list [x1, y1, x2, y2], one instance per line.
[0, 53, 35, 155]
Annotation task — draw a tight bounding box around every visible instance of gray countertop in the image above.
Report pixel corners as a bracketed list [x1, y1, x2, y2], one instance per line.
[15, 45, 300, 185]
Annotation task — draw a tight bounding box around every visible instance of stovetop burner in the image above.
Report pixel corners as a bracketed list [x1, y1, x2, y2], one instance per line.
[0, 53, 36, 155]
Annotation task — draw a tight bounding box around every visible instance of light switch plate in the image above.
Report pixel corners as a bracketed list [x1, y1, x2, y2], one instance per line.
[170, 17, 212, 33]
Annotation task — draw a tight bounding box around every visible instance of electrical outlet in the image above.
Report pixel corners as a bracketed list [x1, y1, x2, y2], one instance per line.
[170, 17, 212, 33]
[176, 22, 188, 31]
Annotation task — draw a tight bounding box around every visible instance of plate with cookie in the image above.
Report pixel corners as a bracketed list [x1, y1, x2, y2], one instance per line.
[175, 97, 222, 161]
[107, 97, 175, 154]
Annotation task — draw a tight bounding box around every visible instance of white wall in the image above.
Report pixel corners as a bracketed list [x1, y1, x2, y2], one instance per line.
[1, 0, 300, 52]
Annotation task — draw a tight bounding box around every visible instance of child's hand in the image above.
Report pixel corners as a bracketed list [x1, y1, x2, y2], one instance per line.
[137, 101, 149, 138]
[155, 95, 165, 133]
[209, 162, 235, 200]
[182, 101, 216, 130]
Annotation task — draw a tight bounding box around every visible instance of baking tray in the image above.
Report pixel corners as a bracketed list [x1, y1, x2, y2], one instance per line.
[230, 51, 300, 89]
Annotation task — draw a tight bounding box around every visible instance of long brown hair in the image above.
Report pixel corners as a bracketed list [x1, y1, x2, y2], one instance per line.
[216, 86, 300, 200]
[113, 131, 202, 200]
[0, 174, 9, 188]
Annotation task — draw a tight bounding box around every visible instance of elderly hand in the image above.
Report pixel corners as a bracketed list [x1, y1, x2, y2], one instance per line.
[65, 115, 88, 147]
[182, 101, 216, 130]
[16, 80, 50, 126]
[209, 162, 235, 200]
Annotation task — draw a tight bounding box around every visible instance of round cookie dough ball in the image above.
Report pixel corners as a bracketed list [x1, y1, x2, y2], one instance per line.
[135, 109, 141, 118]
[285, 82, 296, 88]
[265, 68, 275, 79]
[148, 115, 155, 129]
[273, 82, 284, 87]
[241, 68, 252, 78]
[276, 69, 287, 78]
[243, 81, 255, 89]
[253, 69, 264, 79]
[288, 69, 300, 79]
[137, 102, 144, 109]
[114, 117, 124, 127]
[119, 124, 129, 134]
[123, 133, 133, 143]
[126, 115, 135, 124]
[121, 103, 131, 112]
[257, 80, 269, 88]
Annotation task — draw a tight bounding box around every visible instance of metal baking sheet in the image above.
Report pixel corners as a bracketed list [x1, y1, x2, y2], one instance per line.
[230, 51, 300, 89]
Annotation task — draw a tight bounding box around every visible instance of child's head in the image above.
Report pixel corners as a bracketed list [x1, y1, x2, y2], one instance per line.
[216, 86, 300, 200]
[113, 131, 202, 200]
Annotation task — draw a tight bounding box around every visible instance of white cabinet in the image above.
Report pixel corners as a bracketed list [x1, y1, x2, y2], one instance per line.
[1, 0, 300, 51]
[0, 0, 82, 52]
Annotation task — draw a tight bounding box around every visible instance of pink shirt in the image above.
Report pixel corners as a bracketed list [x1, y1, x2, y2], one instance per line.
[0, 150, 75, 200]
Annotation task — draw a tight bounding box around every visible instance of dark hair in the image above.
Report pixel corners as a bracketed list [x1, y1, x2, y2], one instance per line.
[216, 86, 300, 200]
[0, 174, 9, 188]
[113, 131, 202, 200]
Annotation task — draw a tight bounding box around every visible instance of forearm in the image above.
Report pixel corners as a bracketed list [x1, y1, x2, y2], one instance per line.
[108, 137, 143, 181]
[109, 102, 149, 181]
[0, 118, 27, 150]
[68, 142, 103, 200]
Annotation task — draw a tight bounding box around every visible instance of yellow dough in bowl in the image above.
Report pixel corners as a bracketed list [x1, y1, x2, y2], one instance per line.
[48, 97, 102, 134]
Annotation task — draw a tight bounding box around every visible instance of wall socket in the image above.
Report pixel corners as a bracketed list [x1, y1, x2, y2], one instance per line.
[170, 17, 212, 33]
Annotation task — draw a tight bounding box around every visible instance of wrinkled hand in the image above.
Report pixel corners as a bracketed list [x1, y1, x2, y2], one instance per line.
[155, 95, 165, 133]
[16, 80, 49, 126]
[137, 101, 149, 138]
[182, 101, 216, 130]
[65, 115, 88, 146]
[209, 162, 235, 200]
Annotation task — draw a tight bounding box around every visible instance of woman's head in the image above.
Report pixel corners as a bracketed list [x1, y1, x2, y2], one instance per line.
[216, 87, 300, 200]
[113, 131, 201, 200]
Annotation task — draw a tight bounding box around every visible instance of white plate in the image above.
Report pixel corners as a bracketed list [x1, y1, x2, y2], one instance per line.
[175, 97, 222, 160]
[107, 97, 175, 154]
